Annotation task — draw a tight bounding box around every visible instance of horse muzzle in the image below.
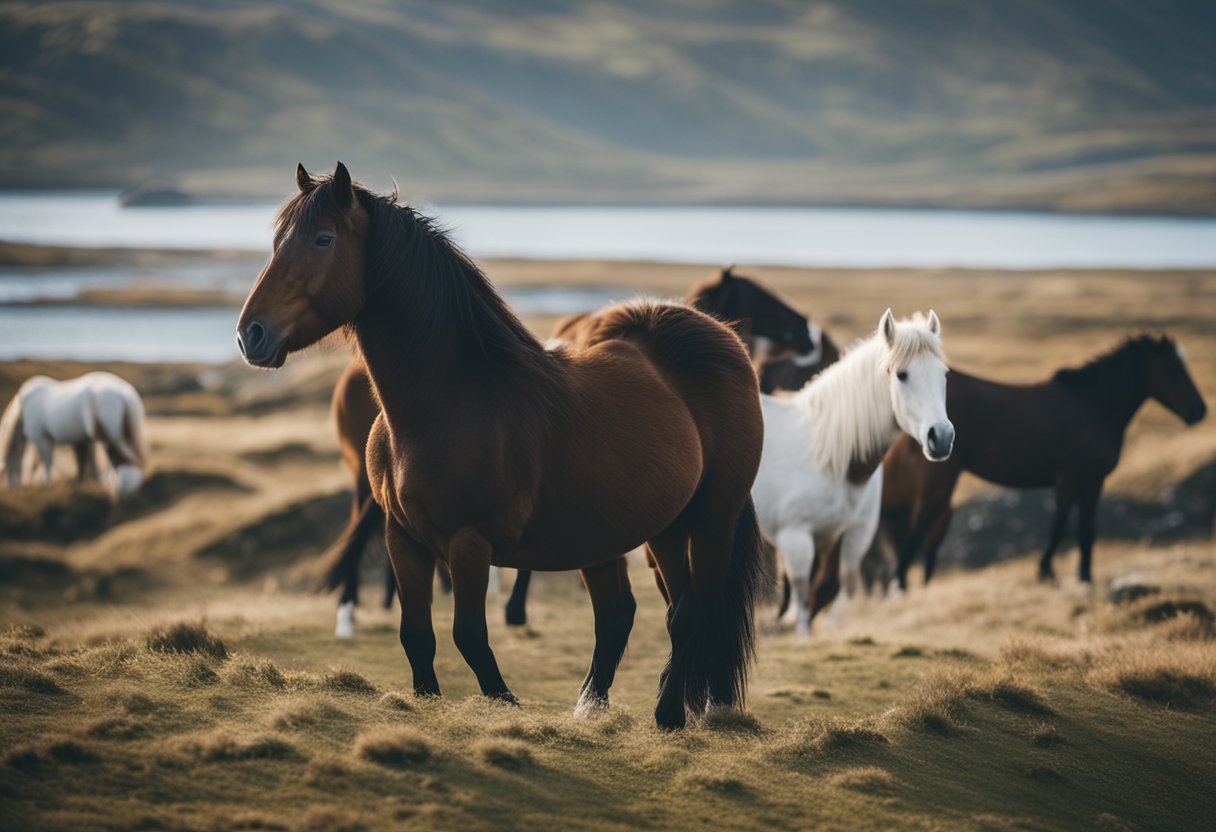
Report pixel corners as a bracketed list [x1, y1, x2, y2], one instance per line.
[236, 320, 288, 369]
[924, 422, 955, 461]
[1186, 399, 1207, 426]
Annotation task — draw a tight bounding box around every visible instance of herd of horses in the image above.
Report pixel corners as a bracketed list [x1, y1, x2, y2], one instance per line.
[0, 162, 1206, 730]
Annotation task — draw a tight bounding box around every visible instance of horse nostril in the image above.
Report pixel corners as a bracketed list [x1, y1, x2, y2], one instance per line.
[927, 427, 937, 446]
[245, 321, 266, 352]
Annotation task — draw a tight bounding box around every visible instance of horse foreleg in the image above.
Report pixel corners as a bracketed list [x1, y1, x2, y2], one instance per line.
[776, 525, 815, 636]
[1076, 479, 1103, 584]
[575, 557, 635, 716]
[385, 520, 440, 697]
[447, 528, 514, 701]
[921, 507, 952, 585]
[1039, 478, 1077, 582]
[35, 439, 54, 484]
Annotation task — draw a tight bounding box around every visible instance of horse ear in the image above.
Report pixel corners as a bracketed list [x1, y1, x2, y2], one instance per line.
[296, 163, 311, 192]
[719, 265, 735, 283]
[927, 309, 941, 336]
[333, 162, 353, 208]
[880, 309, 896, 348]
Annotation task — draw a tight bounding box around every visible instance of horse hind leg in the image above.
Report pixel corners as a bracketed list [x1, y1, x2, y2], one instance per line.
[574, 557, 636, 716]
[645, 519, 692, 729]
[35, 439, 54, 484]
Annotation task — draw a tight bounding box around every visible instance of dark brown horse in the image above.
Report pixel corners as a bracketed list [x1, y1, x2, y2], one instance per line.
[883, 336, 1206, 587]
[759, 329, 841, 394]
[238, 163, 765, 729]
[503, 266, 826, 626]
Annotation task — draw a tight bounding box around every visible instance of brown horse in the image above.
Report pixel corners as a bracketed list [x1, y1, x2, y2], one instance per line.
[883, 335, 1206, 588]
[237, 163, 766, 729]
[503, 266, 824, 626]
[321, 267, 815, 631]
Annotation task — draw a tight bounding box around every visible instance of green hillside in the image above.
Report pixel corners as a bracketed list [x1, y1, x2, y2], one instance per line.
[2, 1, 1215, 211]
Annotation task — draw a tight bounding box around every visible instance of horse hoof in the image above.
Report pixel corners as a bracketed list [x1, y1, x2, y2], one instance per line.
[489, 691, 519, 706]
[654, 703, 686, 731]
[335, 602, 355, 639]
[573, 690, 608, 718]
[504, 606, 528, 627]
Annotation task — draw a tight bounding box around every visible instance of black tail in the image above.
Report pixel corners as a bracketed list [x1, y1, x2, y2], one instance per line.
[691, 496, 766, 712]
[319, 494, 385, 597]
[657, 498, 766, 728]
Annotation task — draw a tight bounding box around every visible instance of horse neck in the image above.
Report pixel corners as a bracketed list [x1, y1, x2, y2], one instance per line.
[1062, 348, 1151, 433]
[795, 337, 898, 482]
[351, 207, 557, 435]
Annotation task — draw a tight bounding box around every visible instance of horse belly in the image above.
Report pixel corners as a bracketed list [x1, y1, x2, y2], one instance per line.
[513, 394, 704, 570]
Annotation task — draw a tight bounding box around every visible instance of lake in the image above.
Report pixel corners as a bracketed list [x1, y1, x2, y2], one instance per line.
[2, 192, 1215, 362]
[3, 192, 1216, 269]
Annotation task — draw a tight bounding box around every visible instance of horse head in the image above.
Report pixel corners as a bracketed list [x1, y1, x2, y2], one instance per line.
[879, 309, 954, 461]
[237, 162, 370, 368]
[1144, 336, 1206, 425]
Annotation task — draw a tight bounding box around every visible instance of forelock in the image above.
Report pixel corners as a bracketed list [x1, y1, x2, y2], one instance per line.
[882, 314, 945, 371]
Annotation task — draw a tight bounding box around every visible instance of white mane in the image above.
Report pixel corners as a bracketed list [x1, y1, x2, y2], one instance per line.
[793, 315, 944, 481]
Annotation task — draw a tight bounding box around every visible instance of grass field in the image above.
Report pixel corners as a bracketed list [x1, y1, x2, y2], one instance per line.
[1, 260, 1214, 830]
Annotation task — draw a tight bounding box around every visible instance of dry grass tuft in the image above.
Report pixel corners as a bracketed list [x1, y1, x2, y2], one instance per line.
[778, 717, 889, 757]
[472, 738, 535, 770]
[181, 731, 298, 762]
[1091, 651, 1216, 708]
[354, 728, 432, 768]
[676, 766, 752, 795]
[702, 708, 764, 734]
[271, 700, 349, 731]
[378, 692, 414, 713]
[146, 621, 227, 660]
[893, 645, 925, 658]
[969, 675, 1054, 716]
[86, 716, 149, 741]
[321, 668, 377, 695]
[3, 623, 46, 640]
[224, 656, 287, 689]
[829, 765, 898, 793]
[5, 736, 101, 769]
[304, 755, 350, 787]
[0, 661, 65, 694]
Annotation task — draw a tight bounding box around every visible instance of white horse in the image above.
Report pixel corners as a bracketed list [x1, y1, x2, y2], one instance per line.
[753, 310, 954, 634]
[0, 372, 149, 498]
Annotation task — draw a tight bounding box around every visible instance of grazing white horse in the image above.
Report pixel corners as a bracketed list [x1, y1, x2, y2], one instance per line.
[754, 310, 954, 634]
[0, 372, 149, 498]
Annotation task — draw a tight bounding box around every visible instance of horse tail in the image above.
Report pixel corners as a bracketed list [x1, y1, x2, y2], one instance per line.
[319, 493, 385, 594]
[701, 496, 765, 709]
[0, 395, 26, 487]
[120, 389, 149, 468]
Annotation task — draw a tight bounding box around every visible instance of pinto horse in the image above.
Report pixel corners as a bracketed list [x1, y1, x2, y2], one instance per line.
[884, 335, 1206, 587]
[237, 163, 765, 729]
[1, 372, 148, 498]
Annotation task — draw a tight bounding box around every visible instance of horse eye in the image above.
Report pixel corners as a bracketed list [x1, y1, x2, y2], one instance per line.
[896, 371, 908, 382]
[314, 234, 333, 248]
[783, 331, 794, 342]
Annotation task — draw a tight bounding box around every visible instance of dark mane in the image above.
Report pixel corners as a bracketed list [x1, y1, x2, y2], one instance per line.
[1053, 334, 1173, 388]
[277, 177, 545, 360]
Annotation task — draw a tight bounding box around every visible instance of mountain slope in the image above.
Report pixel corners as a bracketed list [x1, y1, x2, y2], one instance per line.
[1, 1, 1214, 211]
